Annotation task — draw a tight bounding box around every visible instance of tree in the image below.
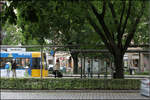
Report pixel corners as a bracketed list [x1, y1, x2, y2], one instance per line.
[84, 0, 148, 78]
[1, 0, 102, 74]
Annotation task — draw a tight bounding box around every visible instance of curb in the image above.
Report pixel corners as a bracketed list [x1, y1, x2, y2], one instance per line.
[1, 89, 140, 93]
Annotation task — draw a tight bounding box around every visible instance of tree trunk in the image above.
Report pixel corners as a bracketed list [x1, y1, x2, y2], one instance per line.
[113, 54, 124, 79]
[71, 53, 78, 74]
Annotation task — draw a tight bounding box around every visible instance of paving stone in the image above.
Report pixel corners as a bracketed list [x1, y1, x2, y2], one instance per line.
[1, 91, 150, 99]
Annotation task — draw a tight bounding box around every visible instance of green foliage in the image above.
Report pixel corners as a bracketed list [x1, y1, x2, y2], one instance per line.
[0, 78, 140, 90]
[124, 71, 150, 75]
[2, 0, 104, 47]
[2, 21, 24, 45]
[2, 21, 41, 47]
[133, 22, 149, 45]
[87, 1, 149, 46]
[2, 0, 149, 46]
[135, 72, 150, 75]
[124, 71, 130, 75]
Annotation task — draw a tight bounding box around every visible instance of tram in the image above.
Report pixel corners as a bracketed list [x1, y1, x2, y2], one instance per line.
[0, 52, 48, 77]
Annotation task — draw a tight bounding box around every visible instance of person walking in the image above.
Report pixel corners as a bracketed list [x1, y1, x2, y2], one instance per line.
[12, 60, 17, 78]
[54, 59, 60, 78]
[87, 60, 91, 77]
[8, 61, 12, 77]
[5, 61, 10, 78]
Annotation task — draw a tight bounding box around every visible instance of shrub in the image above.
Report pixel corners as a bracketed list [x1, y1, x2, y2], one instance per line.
[135, 72, 150, 75]
[0, 78, 141, 90]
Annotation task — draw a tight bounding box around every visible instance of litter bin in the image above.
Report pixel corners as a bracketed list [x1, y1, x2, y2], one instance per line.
[140, 78, 150, 97]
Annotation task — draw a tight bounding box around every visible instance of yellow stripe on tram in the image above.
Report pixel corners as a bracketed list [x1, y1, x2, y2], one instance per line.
[32, 52, 41, 58]
[32, 69, 48, 77]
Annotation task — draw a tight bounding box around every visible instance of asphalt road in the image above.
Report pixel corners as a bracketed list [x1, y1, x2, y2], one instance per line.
[1, 90, 149, 100]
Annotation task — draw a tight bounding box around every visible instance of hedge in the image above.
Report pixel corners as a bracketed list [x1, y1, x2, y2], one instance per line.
[0, 78, 141, 90]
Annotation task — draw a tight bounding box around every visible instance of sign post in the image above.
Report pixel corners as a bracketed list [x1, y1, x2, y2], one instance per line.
[40, 45, 43, 79]
[50, 49, 55, 68]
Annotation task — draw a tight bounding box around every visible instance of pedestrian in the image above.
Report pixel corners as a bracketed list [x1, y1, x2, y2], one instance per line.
[24, 63, 29, 77]
[8, 61, 12, 76]
[54, 59, 60, 78]
[87, 60, 91, 77]
[129, 67, 132, 75]
[12, 60, 17, 78]
[5, 61, 10, 78]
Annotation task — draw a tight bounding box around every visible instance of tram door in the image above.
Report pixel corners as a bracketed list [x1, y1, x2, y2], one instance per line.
[31, 52, 48, 77]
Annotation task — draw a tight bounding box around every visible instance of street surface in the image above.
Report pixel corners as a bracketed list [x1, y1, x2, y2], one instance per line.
[1, 90, 149, 99]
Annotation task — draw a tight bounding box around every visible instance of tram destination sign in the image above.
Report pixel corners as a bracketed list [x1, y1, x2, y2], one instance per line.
[7, 48, 26, 52]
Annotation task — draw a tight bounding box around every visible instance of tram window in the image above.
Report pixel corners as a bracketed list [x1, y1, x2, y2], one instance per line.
[21, 59, 26, 67]
[15, 58, 22, 69]
[15, 58, 30, 69]
[25, 58, 30, 66]
[32, 58, 40, 69]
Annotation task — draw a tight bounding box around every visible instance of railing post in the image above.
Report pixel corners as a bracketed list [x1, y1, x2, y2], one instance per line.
[98, 57, 100, 78]
[138, 51, 141, 72]
[80, 57, 82, 78]
[83, 56, 86, 78]
[91, 58, 93, 78]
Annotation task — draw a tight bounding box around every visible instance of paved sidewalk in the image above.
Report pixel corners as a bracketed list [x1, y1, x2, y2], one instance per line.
[1, 90, 149, 99]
